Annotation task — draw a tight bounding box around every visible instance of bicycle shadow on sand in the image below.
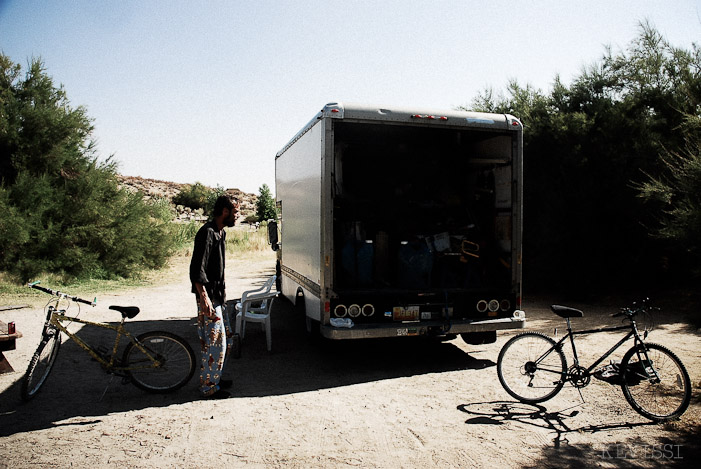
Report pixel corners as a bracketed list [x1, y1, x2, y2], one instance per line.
[0, 317, 201, 438]
[0, 298, 494, 437]
[458, 401, 653, 447]
[457, 401, 700, 467]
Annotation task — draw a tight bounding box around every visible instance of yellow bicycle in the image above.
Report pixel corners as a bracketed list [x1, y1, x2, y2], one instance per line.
[22, 282, 196, 401]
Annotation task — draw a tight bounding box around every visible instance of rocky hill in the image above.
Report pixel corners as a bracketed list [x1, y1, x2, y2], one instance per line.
[116, 175, 258, 223]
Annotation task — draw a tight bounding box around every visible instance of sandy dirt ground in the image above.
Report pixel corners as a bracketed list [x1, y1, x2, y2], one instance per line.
[0, 252, 699, 468]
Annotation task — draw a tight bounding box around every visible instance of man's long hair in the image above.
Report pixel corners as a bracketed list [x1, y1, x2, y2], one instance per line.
[212, 194, 238, 217]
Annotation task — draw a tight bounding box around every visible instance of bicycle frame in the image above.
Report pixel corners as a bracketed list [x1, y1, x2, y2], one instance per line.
[45, 305, 162, 375]
[539, 317, 647, 382]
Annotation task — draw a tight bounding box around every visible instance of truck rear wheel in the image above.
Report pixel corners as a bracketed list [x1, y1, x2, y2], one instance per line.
[305, 316, 321, 338]
[295, 292, 321, 341]
[275, 260, 282, 291]
[294, 290, 305, 318]
[461, 331, 497, 345]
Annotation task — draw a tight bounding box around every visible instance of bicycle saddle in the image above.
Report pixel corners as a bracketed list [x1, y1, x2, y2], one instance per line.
[109, 305, 140, 319]
[551, 305, 584, 318]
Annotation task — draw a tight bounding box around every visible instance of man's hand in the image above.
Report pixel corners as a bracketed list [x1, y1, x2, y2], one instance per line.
[195, 283, 219, 321]
[200, 297, 218, 320]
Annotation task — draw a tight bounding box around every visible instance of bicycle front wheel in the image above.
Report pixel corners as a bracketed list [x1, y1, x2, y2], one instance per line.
[497, 332, 567, 403]
[122, 331, 196, 393]
[620, 342, 691, 421]
[21, 328, 62, 401]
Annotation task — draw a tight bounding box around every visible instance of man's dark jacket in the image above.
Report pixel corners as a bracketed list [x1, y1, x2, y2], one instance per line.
[189, 221, 226, 304]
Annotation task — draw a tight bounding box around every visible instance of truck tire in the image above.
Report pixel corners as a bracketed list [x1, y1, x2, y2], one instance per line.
[305, 316, 321, 338]
[294, 290, 305, 319]
[461, 331, 497, 345]
[295, 292, 321, 341]
[275, 260, 282, 291]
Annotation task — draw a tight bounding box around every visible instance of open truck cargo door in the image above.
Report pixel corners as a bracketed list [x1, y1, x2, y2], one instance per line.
[274, 103, 526, 340]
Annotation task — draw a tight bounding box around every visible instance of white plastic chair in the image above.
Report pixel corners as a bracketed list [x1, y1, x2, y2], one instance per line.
[234, 275, 277, 351]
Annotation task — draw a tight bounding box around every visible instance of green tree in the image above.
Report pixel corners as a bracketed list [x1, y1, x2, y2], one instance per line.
[636, 117, 701, 276]
[0, 55, 176, 281]
[255, 183, 276, 222]
[466, 22, 701, 291]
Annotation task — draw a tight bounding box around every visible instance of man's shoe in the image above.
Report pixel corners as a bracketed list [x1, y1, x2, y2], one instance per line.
[205, 389, 231, 399]
[220, 379, 234, 389]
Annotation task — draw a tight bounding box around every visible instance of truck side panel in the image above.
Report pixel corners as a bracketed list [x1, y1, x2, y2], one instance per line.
[275, 120, 323, 320]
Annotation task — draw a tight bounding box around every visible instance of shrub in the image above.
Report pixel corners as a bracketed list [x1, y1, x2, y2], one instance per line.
[172, 182, 212, 212]
[0, 55, 177, 281]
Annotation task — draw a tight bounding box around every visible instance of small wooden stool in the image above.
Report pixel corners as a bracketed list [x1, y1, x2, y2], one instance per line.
[0, 306, 26, 374]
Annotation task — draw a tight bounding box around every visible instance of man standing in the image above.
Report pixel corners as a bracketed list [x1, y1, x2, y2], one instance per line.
[190, 194, 239, 399]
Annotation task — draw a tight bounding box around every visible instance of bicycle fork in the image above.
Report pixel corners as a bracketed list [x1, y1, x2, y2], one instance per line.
[631, 345, 660, 384]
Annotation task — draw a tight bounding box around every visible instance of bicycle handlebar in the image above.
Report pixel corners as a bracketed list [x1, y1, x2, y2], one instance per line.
[611, 298, 653, 318]
[27, 281, 97, 306]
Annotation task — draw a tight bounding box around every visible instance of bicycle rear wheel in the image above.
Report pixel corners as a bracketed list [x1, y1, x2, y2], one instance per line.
[122, 331, 196, 393]
[620, 342, 691, 421]
[21, 328, 62, 401]
[497, 332, 567, 403]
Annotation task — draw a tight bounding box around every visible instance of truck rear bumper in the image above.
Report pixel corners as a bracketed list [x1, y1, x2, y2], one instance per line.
[320, 313, 526, 340]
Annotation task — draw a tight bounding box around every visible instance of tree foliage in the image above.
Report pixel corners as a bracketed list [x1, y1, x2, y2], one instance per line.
[172, 182, 210, 211]
[255, 183, 276, 222]
[172, 182, 226, 216]
[636, 117, 701, 275]
[0, 55, 176, 281]
[467, 22, 701, 291]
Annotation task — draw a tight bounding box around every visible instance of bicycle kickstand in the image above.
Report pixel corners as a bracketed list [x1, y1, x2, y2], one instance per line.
[99, 375, 116, 402]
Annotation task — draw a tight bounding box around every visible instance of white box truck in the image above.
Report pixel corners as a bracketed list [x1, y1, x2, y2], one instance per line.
[269, 102, 526, 342]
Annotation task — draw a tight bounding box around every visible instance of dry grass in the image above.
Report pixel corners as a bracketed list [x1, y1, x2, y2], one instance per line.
[0, 224, 276, 307]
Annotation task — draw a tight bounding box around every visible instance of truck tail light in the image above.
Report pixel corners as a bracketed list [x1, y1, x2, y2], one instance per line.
[362, 304, 375, 317]
[334, 305, 347, 317]
[348, 304, 361, 318]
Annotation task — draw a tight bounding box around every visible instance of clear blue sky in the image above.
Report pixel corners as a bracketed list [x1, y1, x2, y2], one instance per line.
[1, 1, 700, 195]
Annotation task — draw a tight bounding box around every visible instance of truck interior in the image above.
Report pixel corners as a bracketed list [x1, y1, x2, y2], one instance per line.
[332, 121, 515, 295]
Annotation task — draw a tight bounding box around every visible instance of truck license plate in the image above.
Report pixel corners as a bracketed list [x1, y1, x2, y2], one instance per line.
[397, 327, 419, 337]
[393, 306, 419, 321]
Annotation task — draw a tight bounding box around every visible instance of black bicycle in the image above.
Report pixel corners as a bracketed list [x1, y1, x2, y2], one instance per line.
[496, 299, 691, 422]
